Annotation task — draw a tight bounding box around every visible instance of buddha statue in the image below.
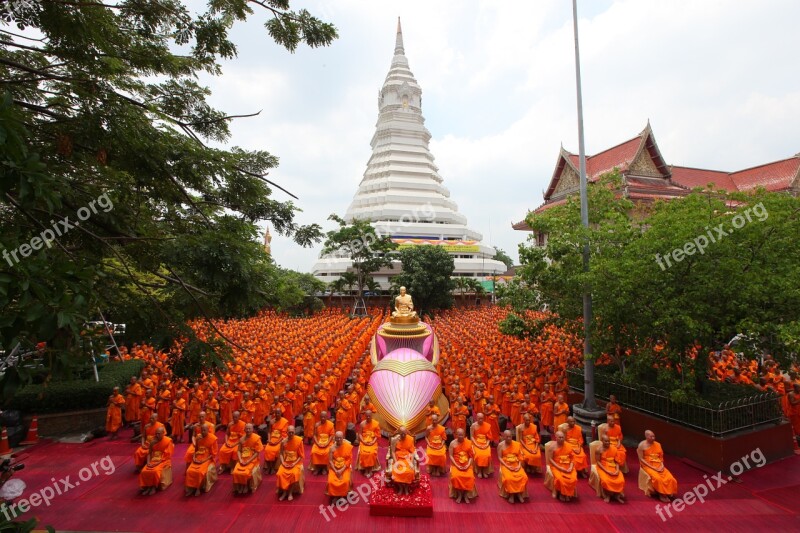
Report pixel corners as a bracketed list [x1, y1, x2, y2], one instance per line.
[392, 286, 417, 319]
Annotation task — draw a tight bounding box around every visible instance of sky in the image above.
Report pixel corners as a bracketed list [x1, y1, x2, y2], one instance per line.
[197, 0, 800, 272]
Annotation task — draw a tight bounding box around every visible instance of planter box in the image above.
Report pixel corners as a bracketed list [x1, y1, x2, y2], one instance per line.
[24, 408, 107, 437]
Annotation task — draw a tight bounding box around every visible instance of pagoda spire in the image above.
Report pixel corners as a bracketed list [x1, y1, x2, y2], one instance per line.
[395, 17, 404, 55]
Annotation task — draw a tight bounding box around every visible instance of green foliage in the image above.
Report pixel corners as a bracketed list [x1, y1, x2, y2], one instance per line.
[516, 171, 800, 389]
[392, 246, 454, 313]
[495, 278, 541, 312]
[7, 360, 144, 413]
[492, 247, 514, 270]
[0, 1, 336, 391]
[321, 215, 397, 305]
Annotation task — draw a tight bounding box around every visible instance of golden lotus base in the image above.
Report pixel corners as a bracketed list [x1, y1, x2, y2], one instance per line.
[378, 324, 430, 339]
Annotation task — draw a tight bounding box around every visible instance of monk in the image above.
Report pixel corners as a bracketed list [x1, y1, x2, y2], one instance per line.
[599, 415, 627, 468]
[232, 423, 263, 494]
[183, 411, 215, 468]
[218, 411, 246, 474]
[389, 426, 417, 495]
[170, 393, 187, 443]
[497, 430, 528, 504]
[138, 426, 174, 496]
[264, 407, 289, 475]
[356, 410, 382, 476]
[326, 431, 353, 503]
[125, 377, 143, 425]
[452, 400, 470, 434]
[276, 426, 305, 501]
[594, 435, 625, 503]
[565, 416, 589, 477]
[553, 394, 570, 429]
[184, 423, 218, 497]
[106, 387, 126, 440]
[425, 400, 441, 427]
[134, 413, 164, 472]
[485, 397, 501, 443]
[545, 430, 577, 502]
[540, 385, 555, 433]
[310, 411, 335, 475]
[516, 413, 542, 474]
[470, 413, 493, 478]
[425, 414, 447, 477]
[637, 430, 678, 502]
[606, 394, 622, 422]
[448, 428, 477, 504]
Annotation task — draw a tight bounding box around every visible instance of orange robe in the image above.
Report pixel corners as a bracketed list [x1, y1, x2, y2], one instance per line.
[606, 403, 622, 422]
[276, 435, 305, 492]
[218, 420, 246, 466]
[597, 445, 625, 493]
[472, 422, 493, 468]
[449, 439, 475, 492]
[553, 401, 569, 429]
[392, 435, 416, 484]
[358, 420, 381, 469]
[170, 398, 186, 438]
[540, 392, 555, 428]
[139, 436, 174, 488]
[232, 433, 263, 486]
[311, 420, 335, 466]
[565, 424, 588, 471]
[185, 433, 218, 489]
[641, 442, 678, 496]
[106, 393, 125, 433]
[486, 405, 501, 443]
[604, 424, 627, 465]
[498, 440, 528, 495]
[519, 423, 542, 469]
[327, 441, 353, 497]
[452, 404, 469, 434]
[264, 417, 289, 461]
[125, 383, 143, 423]
[426, 425, 447, 467]
[134, 422, 164, 468]
[550, 444, 577, 497]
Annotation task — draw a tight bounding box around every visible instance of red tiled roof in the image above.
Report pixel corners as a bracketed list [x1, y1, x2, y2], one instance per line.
[671, 166, 737, 191]
[730, 157, 800, 192]
[533, 198, 568, 214]
[585, 136, 642, 179]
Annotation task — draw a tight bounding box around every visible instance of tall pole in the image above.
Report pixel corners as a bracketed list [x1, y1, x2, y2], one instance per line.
[572, 0, 597, 410]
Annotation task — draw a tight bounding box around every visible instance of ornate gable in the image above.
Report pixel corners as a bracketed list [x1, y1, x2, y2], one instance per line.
[552, 165, 580, 197]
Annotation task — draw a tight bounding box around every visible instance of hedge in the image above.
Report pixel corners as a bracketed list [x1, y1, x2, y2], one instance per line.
[7, 360, 144, 414]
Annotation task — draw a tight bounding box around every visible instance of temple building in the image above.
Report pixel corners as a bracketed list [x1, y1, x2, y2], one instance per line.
[313, 19, 506, 287]
[513, 123, 800, 245]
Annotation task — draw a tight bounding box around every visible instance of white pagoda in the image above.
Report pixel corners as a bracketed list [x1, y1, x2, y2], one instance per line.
[312, 19, 506, 288]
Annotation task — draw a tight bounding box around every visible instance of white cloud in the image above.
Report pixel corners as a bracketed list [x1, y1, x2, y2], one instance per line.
[198, 0, 800, 270]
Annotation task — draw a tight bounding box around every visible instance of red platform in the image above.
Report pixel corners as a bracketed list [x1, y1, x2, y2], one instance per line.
[368, 474, 434, 517]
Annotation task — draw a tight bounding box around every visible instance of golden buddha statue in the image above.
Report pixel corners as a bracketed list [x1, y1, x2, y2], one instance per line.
[392, 287, 417, 319]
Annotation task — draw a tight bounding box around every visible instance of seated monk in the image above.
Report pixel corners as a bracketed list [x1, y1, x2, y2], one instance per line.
[326, 431, 353, 504]
[356, 411, 382, 476]
[592, 435, 625, 503]
[184, 423, 218, 497]
[470, 413, 494, 478]
[564, 417, 589, 478]
[183, 411, 215, 468]
[497, 430, 528, 504]
[389, 426, 418, 496]
[138, 427, 174, 496]
[449, 428, 477, 504]
[218, 411, 246, 474]
[544, 430, 577, 502]
[637, 430, 678, 503]
[516, 413, 542, 474]
[264, 407, 289, 475]
[599, 415, 628, 471]
[134, 413, 164, 472]
[232, 423, 263, 494]
[425, 414, 447, 477]
[276, 426, 305, 501]
[310, 411, 335, 475]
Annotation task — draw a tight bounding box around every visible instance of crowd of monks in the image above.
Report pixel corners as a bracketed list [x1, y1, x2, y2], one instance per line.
[106, 306, 688, 506]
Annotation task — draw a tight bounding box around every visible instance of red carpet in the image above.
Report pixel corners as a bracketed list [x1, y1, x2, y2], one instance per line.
[8, 433, 800, 532]
[369, 474, 434, 516]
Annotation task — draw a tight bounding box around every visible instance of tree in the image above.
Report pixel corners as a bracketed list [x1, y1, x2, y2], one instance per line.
[320, 215, 397, 314]
[452, 276, 471, 302]
[493, 247, 514, 270]
[0, 1, 337, 394]
[393, 246, 455, 315]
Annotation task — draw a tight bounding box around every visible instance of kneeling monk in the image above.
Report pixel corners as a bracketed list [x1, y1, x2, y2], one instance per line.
[276, 426, 305, 501]
[184, 423, 218, 496]
[232, 423, 263, 494]
[139, 427, 174, 496]
[326, 431, 353, 503]
[498, 430, 528, 504]
[449, 429, 477, 504]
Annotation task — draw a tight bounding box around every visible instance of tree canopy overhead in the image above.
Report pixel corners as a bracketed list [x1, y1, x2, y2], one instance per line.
[0, 0, 337, 389]
[393, 245, 455, 315]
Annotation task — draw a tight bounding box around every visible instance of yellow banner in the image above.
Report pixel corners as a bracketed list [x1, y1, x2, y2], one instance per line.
[397, 243, 480, 253]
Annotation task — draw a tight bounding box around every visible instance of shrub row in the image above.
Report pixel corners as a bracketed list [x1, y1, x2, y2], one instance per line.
[8, 360, 144, 414]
